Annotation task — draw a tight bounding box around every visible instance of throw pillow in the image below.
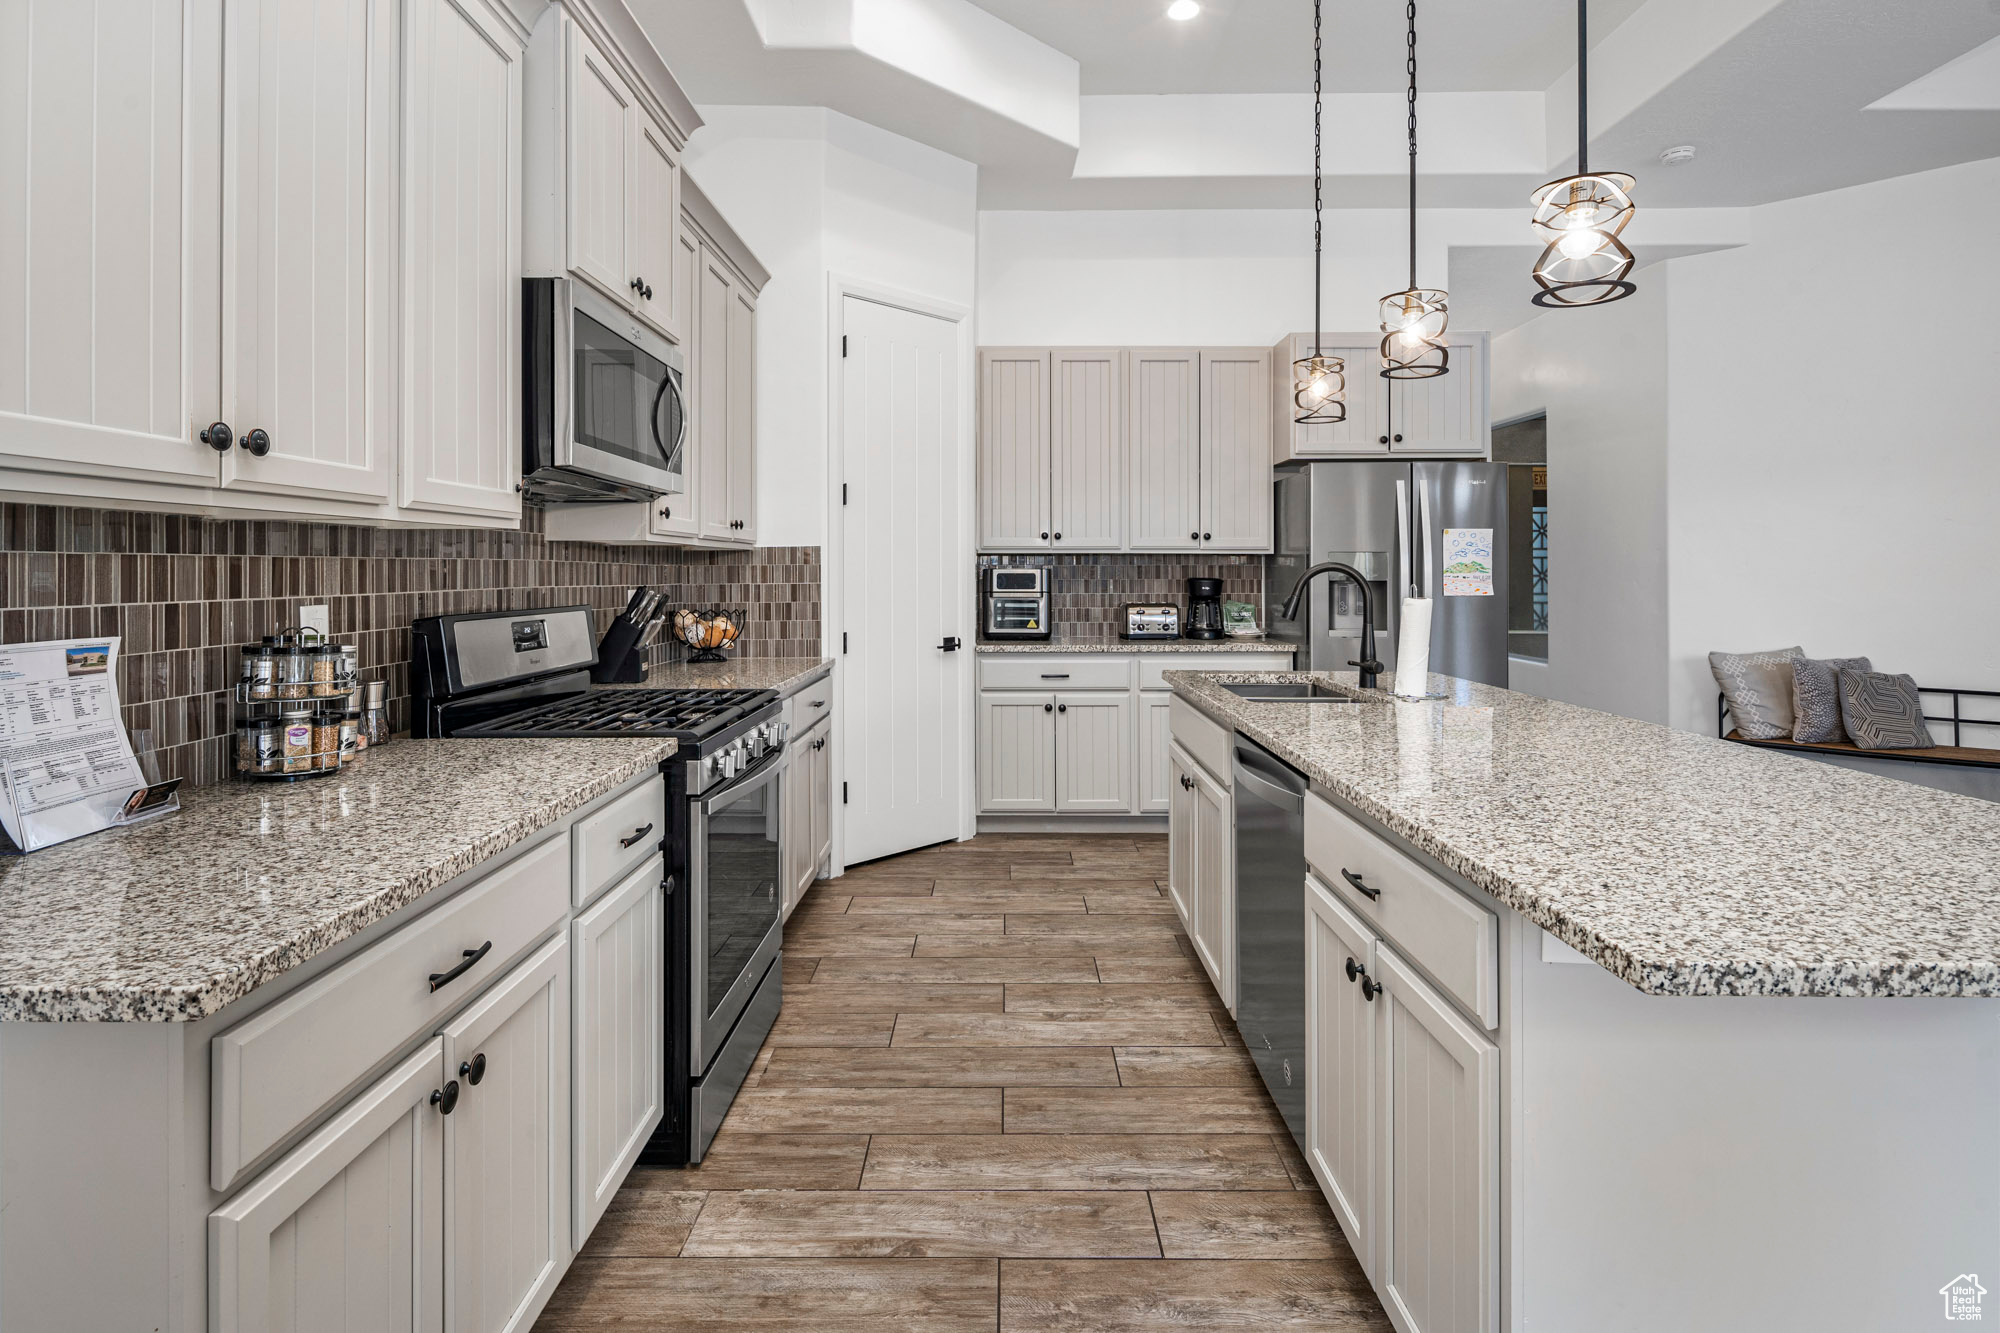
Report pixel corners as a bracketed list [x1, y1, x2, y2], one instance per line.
[1710, 646, 1805, 740]
[1791, 656, 1871, 743]
[1837, 670, 1934, 750]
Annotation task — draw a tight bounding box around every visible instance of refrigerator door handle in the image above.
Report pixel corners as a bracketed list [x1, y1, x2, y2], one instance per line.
[1396, 479, 1413, 599]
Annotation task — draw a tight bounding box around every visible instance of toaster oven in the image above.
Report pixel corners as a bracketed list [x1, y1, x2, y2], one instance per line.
[982, 567, 1051, 640]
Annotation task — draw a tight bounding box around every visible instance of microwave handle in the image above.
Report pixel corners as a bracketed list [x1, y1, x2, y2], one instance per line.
[649, 375, 679, 468]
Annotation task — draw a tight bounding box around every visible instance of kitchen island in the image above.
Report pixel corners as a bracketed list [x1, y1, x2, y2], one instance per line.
[1165, 668, 2000, 1333]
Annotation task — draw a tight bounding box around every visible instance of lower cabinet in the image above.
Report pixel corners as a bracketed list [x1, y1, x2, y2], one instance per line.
[977, 690, 1133, 814]
[1165, 738, 1234, 1012]
[1306, 872, 1498, 1333]
[571, 862, 663, 1249]
[782, 717, 833, 916]
[1137, 690, 1175, 814]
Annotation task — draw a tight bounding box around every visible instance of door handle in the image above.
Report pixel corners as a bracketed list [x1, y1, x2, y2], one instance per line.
[1340, 868, 1381, 901]
[428, 940, 493, 993]
[938, 637, 961, 652]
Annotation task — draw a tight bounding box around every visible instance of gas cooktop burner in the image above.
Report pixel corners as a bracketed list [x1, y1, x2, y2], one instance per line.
[460, 687, 776, 741]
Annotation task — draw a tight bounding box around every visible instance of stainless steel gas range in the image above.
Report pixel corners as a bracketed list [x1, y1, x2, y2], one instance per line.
[411, 605, 786, 1164]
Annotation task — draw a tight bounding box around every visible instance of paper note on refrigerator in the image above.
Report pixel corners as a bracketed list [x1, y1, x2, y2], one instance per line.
[1441, 528, 1494, 597]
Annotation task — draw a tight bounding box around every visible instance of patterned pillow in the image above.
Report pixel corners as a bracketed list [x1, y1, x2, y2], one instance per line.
[1791, 656, 1871, 743]
[1710, 646, 1804, 739]
[1837, 671, 1934, 749]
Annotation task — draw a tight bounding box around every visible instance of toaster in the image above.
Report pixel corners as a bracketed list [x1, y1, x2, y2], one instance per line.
[1121, 603, 1181, 640]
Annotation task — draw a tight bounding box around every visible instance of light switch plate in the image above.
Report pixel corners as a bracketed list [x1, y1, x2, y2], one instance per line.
[298, 604, 331, 641]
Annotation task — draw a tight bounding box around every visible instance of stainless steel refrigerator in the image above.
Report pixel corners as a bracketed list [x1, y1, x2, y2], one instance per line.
[1267, 460, 1510, 686]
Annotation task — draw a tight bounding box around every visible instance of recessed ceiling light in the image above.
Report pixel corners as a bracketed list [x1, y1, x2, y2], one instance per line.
[1167, 0, 1200, 20]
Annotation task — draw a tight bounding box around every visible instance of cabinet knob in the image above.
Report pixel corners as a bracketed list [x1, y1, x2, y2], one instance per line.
[1190, 532, 1199, 541]
[1393, 434, 1403, 443]
[643, 284, 654, 300]
[1379, 435, 1389, 445]
[459, 1053, 487, 1085]
[1044, 703, 1053, 713]
[1053, 532, 1062, 541]
[430, 1081, 460, 1115]
[1361, 975, 1382, 1002]
[1057, 703, 1067, 713]
[1040, 532, 1049, 540]
[1202, 532, 1211, 541]
[1344, 956, 1361, 982]
[241, 428, 271, 457]
[660, 505, 671, 519]
[631, 276, 645, 294]
[1179, 773, 1194, 790]
[199, 421, 233, 452]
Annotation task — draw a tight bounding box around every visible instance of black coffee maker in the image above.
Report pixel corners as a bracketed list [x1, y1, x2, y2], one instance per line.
[1184, 577, 1225, 640]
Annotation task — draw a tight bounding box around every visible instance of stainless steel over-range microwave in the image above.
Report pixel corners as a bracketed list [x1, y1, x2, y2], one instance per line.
[523, 277, 687, 503]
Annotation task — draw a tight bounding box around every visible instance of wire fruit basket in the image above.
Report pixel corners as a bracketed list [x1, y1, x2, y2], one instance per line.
[673, 608, 744, 663]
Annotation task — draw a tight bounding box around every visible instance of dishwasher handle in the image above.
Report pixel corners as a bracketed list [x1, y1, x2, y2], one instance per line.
[1233, 756, 1305, 814]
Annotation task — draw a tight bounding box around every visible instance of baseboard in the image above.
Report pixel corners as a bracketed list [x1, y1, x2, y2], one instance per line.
[976, 814, 1169, 835]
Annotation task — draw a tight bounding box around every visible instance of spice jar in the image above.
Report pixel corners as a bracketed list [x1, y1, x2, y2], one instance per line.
[339, 705, 360, 762]
[313, 711, 343, 771]
[361, 680, 391, 749]
[248, 645, 277, 700]
[278, 644, 313, 699]
[339, 645, 360, 690]
[237, 719, 281, 775]
[310, 644, 342, 697]
[279, 705, 316, 774]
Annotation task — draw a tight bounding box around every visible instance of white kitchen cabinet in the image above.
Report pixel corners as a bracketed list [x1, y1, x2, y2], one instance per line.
[782, 719, 831, 916]
[561, 24, 634, 309]
[726, 282, 759, 545]
[0, 0, 217, 486]
[1271, 332, 1489, 462]
[630, 112, 683, 343]
[1189, 755, 1234, 1008]
[1388, 334, 1490, 458]
[977, 691, 1059, 813]
[1305, 873, 1378, 1276]
[439, 935, 569, 1333]
[571, 861, 662, 1249]
[650, 226, 703, 540]
[1200, 348, 1273, 551]
[1376, 940, 1499, 1333]
[1166, 742, 1197, 922]
[218, 0, 397, 503]
[208, 1041, 447, 1333]
[1050, 349, 1124, 551]
[1054, 691, 1133, 814]
[399, 0, 525, 520]
[978, 348, 1054, 551]
[1137, 691, 1176, 815]
[810, 715, 834, 879]
[1270, 332, 1387, 461]
[691, 243, 760, 546]
[1127, 349, 1201, 552]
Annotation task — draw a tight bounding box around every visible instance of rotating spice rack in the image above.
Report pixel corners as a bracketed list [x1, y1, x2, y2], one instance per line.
[232, 630, 384, 780]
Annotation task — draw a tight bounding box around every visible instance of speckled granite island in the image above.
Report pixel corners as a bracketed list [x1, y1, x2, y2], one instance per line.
[0, 734, 677, 1331]
[1162, 667, 2000, 1333]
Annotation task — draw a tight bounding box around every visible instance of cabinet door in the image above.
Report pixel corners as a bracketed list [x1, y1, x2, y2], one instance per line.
[629, 113, 681, 342]
[1137, 692, 1175, 815]
[439, 936, 569, 1333]
[1189, 757, 1234, 1007]
[563, 22, 634, 309]
[1305, 874, 1378, 1276]
[220, 0, 396, 501]
[1050, 348, 1124, 551]
[1126, 349, 1200, 552]
[1389, 334, 1488, 458]
[1276, 333, 1388, 460]
[1165, 741, 1197, 927]
[780, 743, 812, 916]
[1200, 348, 1273, 553]
[810, 718, 834, 876]
[0, 0, 216, 484]
[650, 227, 701, 540]
[725, 286, 758, 544]
[1054, 691, 1132, 814]
[209, 1040, 446, 1333]
[977, 691, 1056, 813]
[694, 247, 735, 542]
[1375, 941, 1499, 1333]
[399, 0, 523, 520]
[572, 863, 663, 1250]
[978, 349, 1051, 551]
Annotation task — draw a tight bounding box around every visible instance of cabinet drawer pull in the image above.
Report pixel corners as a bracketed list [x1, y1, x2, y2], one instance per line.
[459, 1053, 487, 1086]
[1040, 673, 1070, 679]
[810, 699, 827, 708]
[620, 822, 655, 849]
[430, 1080, 460, 1115]
[1340, 868, 1381, 900]
[428, 940, 492, 993]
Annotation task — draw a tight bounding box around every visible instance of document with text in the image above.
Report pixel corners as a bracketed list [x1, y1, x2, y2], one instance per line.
[0, 637, 149, 853]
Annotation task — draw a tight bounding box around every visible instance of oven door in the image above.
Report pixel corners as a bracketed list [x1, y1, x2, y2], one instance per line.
[687, 749, 784, 1074]
[985, 595, 1048, 637]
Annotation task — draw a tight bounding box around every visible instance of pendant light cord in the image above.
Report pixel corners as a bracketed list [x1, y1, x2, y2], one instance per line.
[1405, 0, 1418, 291]
[1311, 0, 1323, 358]
[1576, 0, 1588, 175]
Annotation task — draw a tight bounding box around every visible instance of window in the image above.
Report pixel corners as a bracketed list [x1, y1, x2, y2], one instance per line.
[1494, 414, 1548, 662]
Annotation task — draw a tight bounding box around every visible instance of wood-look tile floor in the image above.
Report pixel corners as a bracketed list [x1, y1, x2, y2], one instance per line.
[533, 833, 1391, 1331]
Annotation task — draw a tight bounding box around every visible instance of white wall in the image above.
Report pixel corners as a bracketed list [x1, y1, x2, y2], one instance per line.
[685, 106, 978, 548]
[1491, 287, 1671, 723]
[1663, 155, 2000, 732]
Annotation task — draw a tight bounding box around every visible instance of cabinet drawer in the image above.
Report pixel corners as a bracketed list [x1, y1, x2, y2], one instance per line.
[978, 657, 1131, 691]
[1305, 793, 1497, 1028]
[1168, 694, 1233, 785]
[573, 778, 667, 909]
[786, 672, 833, 732]
[211, 833, 570, 1191]
[1137, 654, 1293, 689]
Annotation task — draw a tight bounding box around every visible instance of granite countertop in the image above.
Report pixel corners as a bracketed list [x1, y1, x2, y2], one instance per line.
[976, 637, 1295, 655]
[1167, 669, 2000, 999]
[0, 736, 676, 1022]
[630, 656, 832, 694]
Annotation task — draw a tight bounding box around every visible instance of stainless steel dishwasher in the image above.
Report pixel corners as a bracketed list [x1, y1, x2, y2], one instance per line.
[1232, 735, 1310, 1146]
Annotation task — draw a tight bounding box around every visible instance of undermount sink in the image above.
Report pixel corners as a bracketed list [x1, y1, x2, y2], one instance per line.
[1220, 680, 1357, 702]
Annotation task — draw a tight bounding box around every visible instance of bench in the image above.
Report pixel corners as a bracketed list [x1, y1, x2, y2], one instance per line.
[1717, 686, 2000, 770]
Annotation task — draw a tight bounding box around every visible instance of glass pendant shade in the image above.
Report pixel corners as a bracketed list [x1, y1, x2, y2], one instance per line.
[1378, 288, 1449, 379]
[1530, 172, 1636, 307]
[1294, 353, 1347, 424]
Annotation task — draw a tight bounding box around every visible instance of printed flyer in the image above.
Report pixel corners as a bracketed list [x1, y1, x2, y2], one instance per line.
[0, 637, 150, 852]
[1442, 528, 1495, 597]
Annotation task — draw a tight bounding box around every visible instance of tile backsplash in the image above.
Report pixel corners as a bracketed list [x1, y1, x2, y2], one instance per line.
[976, 553, 1264, 638]
[0, 503, 819, 790]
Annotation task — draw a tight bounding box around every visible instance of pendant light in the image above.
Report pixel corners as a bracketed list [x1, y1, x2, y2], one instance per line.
[1294, 0, 1345, 425]
[1380, 0, 1448, 379]
[1529, 0, 1637, 307]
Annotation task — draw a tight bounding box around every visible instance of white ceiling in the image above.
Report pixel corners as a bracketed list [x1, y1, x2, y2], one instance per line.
[965, 0, 1650, 95]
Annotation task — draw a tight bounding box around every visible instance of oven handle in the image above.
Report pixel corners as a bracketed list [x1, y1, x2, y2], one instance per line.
[697, 744, 784, 811]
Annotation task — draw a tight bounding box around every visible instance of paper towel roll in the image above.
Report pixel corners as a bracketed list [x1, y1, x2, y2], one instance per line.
[1395, 597, 1433, 697]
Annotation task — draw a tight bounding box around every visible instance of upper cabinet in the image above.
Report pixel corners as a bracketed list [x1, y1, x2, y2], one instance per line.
[1272, 331, 1489, 462]
[0, 0, 532, 526]
[978, 345, 1273, 554]
[527, 7, 683, 344]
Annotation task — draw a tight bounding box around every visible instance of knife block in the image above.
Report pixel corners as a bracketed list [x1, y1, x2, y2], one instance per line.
[591, 614, 650, 683]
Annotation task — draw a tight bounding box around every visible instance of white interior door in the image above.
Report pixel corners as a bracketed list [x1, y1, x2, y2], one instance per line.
[840, 293, 966, 863]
